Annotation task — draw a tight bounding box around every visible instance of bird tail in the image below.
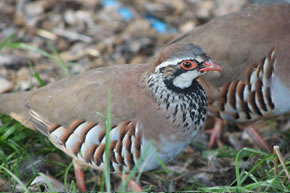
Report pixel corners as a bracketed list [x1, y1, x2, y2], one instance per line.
[0, 91, 35, 129]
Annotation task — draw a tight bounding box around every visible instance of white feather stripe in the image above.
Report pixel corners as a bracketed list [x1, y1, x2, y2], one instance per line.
[262, 57, 270, 83]
[243, 85, 250, 102]
[49, 126, 66, 144]
[79, 124, 102, 158]
[155, 58, 186, 71]
[73, 122, 88, 135]
[64, 122, 87, 153]
[84, 124, 103, 145]
[249, 71, 258, 91]
[99, 126, 120, 145]
[131, 134, 138, 164]
[121, 133, 130, 171]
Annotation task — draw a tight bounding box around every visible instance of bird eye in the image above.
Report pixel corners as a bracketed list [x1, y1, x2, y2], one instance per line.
[180, 60, 197, 70]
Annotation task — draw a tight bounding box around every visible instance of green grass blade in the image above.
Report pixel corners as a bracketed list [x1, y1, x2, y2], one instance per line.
[0, 33, 15, 51]
[69, 180, 77, 192]
[156, 153, 169, 174]
[8, 42, 55, 60]
[64, 161, 73, 192]
[37, 173, 55, 192]
[0, 123, 17, 141]
[120, 141, 153, 192]
[240, 154, 274, 185]
[25, 173, 41, 192]
[235, 147, 270, 187]
[104, 90, 112, 192]
[28, 62, 46, 87]
[100, 174, 105, 192]
[7, 42, 70, 76]
[0, 166, 30, 193]
[33, 72, 46, 87]
[235, 148, 245, 187]
[47, 41, 71, 76]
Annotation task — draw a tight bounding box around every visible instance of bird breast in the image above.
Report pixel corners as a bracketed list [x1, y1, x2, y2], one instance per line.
[145, 72, 208, 138]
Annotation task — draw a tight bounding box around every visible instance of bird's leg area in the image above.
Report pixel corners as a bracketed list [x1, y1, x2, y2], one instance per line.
[120, 174, 143, 192]
[73, 160, 86, 192]
[205, 117, 224, 148]
[244, 126, 272, 153]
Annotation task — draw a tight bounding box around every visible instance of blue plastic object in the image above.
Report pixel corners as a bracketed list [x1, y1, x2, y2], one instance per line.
[118, 7, 133, 21]
[103, 0, 119, 7]
[146, 15, 167, 33]
[102, 0, 133, 21]
[146, 15, 176, 34]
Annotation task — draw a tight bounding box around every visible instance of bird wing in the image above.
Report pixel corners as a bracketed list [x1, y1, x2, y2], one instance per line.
[26, 63, 148, 136]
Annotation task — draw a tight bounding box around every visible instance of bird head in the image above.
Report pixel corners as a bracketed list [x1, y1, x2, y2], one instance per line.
[151, 43, 222, 91]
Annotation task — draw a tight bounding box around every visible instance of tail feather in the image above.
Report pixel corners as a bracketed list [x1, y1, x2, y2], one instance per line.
[0, 91, 35, 129]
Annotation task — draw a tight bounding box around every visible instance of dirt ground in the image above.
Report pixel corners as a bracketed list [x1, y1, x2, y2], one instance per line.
[0, 0, 289, 191]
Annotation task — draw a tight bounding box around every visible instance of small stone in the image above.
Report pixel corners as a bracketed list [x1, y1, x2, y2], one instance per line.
[17, 67, 30, 81]
[126, 19, 151, 35]
[17, 80, 31, 91]
[197, 1, 214, 19]
[180, 21, 196, 33]
[0, 77, 13, 93]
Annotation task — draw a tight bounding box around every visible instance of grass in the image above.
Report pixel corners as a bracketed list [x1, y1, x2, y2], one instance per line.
[0, 114, 56, 192]
[0, 35, 76, 191]
[1, 34, 71, 77]
[104, 90, 112, 192]
[0, 34, 289, 192]
[196, 147, 290, 192]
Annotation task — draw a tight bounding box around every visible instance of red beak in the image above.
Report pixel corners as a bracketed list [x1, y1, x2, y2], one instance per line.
[199, 60, 223, 72]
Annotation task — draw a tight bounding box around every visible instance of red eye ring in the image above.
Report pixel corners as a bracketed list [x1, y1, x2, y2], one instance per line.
[180, 60, 197, 70]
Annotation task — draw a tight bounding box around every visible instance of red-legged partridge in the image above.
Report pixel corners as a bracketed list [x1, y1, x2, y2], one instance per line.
[0, 43, 222, 191]
[170, 3, 290, 150]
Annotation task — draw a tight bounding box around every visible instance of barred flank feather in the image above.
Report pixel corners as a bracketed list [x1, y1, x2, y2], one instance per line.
[212, 49, 276, 123]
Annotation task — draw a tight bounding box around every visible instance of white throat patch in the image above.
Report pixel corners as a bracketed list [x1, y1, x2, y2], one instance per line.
[173, 70, 200, 89]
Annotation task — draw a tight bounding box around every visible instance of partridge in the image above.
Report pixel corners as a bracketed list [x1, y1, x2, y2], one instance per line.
[170, 3, 290, 150]
[0, 43, 222, 191]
